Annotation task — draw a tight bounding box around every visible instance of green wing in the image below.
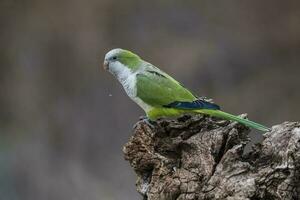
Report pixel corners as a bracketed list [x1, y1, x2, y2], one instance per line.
[136, 70, 197, 107]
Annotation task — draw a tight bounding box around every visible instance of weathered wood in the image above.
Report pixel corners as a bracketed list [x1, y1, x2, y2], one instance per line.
[123, 114, 300, 200]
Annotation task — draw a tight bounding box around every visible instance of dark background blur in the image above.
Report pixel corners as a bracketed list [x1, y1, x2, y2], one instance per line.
[1, 0, 300, 199]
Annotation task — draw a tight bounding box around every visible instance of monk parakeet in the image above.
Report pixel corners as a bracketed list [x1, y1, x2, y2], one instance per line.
[103, 48, 270, 132]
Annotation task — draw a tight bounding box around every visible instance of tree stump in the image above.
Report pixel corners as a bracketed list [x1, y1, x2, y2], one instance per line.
[123, 114, 300, 200]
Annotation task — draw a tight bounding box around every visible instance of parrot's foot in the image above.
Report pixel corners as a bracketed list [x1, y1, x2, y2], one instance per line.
[142, 118, 156, 129]
[133, 116, 156, 129]
[139, 116, 148, 120]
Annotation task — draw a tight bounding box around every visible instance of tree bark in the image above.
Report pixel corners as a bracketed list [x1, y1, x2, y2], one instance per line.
[123, 114, 300, 200]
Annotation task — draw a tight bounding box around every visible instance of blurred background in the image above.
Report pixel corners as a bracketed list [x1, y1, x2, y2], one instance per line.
[1, 0, 300, 199]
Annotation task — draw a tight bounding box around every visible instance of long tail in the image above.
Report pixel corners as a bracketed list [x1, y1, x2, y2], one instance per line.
[195, 109, 271, 132]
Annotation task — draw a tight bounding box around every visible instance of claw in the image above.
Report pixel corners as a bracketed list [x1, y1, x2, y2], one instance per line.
[142, 117, 156, 129]
[139, 116, 148, 120]
[132, 122, 139, 130]
[133, 116, 156, 130]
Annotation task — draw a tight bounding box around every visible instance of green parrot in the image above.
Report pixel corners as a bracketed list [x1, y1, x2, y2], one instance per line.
[103, 48, 270, 132]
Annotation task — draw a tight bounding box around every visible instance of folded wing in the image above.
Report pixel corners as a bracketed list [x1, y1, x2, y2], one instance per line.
[164, 99, 220, 110]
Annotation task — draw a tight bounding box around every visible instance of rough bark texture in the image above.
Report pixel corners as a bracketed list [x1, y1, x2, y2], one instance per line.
[123, 114, 300, 200]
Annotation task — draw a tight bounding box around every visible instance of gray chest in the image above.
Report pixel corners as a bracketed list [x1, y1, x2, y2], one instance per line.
[122, 74, 136, 98]
[119, 74, 137, 99]
[118, 73, 152, 112]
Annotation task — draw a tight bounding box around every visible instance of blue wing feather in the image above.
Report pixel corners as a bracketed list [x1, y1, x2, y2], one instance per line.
[164, 99, 220, 110]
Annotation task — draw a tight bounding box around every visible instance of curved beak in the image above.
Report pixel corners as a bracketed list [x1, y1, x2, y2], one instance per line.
[103, 60, 109, 70]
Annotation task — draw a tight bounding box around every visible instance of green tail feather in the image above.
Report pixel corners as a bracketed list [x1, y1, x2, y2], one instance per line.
[196, 109, 271, 132]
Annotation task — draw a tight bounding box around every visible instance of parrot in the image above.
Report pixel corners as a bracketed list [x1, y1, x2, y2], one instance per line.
[103, 48, 270, 132]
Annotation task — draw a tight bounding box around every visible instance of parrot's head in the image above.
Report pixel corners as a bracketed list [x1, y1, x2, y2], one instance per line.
[104, 48, 142, 76]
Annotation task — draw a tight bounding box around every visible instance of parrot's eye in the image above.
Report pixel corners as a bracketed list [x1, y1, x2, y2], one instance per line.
[112, 56, 117, 60]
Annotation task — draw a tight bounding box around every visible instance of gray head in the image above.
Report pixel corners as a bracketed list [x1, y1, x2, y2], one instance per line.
[103, 48, 142, 74]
